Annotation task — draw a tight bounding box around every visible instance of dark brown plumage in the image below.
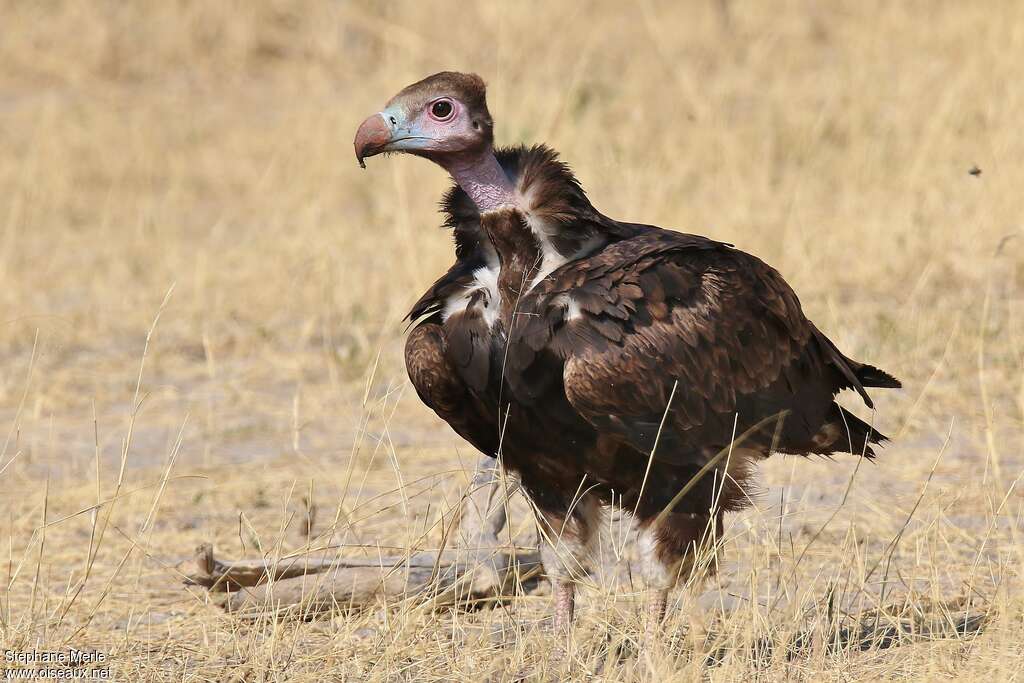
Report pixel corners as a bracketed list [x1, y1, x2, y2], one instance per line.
[358, 72, 901, 633]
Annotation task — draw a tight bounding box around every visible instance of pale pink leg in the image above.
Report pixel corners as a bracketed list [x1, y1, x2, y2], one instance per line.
[647, 589, 663, 626]
[646, 588, 668, 634]
[553, 579, 576, 632]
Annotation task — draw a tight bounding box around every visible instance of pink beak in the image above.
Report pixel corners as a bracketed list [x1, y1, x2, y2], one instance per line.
[354, 114, 391, 168]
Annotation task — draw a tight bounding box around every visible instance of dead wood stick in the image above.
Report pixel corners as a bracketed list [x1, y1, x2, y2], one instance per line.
[186, 544, 439, 590]
[185, 544, 538, 591]
[188, 456, 543, 616]
[217, 548, 542, 618]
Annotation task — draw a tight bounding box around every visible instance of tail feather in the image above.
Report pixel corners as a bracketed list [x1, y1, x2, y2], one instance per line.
[855, 363, 902, 389]
[810, 403, 890, 459]
[811, 325, 901, 408]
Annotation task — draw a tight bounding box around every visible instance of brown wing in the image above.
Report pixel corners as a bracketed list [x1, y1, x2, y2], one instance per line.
[406, 320, 501, 457]
[507, 231, 864, 461]
[404, 217, 502, 455]
[404, 256, 503, 457]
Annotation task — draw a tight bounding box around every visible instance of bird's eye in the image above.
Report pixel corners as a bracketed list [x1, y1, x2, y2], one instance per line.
[430, 99, 454, 120]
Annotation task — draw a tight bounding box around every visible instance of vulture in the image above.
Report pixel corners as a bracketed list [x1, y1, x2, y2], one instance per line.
[354, 72, 900, 632]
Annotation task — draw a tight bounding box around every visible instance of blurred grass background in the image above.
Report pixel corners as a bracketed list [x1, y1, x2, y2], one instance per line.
[1, 1, 1022, 679]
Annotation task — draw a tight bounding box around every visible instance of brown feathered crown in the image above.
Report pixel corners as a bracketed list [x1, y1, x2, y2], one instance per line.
[387, 71, 493, 144]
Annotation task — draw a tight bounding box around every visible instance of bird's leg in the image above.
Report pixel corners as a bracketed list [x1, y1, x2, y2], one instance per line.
[552, 579, 576, 632]
[646, 586, 709, 650]
[637, 512, 720, 646]
[537, 496, 599, 636]
[637, 526, 678, 643]
[646, 588, 668, 635]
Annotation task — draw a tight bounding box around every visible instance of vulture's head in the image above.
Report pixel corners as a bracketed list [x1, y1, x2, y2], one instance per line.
[354, 71, 493, 168]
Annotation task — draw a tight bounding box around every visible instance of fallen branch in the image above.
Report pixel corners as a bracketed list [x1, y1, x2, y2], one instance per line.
[185, 456, 543, 618]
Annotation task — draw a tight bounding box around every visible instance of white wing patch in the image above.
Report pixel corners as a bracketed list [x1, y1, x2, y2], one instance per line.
[522, 212, 605, 292]
[442, 265, 500, 328]
[556, 294, 583, 321]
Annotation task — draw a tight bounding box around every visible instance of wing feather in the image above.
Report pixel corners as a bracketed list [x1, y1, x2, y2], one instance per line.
[506, 232, 840, 460]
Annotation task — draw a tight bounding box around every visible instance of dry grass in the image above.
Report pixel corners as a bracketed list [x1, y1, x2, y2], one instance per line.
[1, 1, 1023, 680]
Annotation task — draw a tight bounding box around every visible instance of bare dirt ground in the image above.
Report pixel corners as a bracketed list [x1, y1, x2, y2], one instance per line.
[1, 2, 1023, 680]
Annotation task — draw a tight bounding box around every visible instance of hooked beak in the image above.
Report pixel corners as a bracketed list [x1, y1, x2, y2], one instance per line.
[354, 107, 432, 168]
[354, 113, 392, 169]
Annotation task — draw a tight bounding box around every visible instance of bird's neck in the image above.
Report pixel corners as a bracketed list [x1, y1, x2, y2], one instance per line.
[442, 148, 515, 213]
